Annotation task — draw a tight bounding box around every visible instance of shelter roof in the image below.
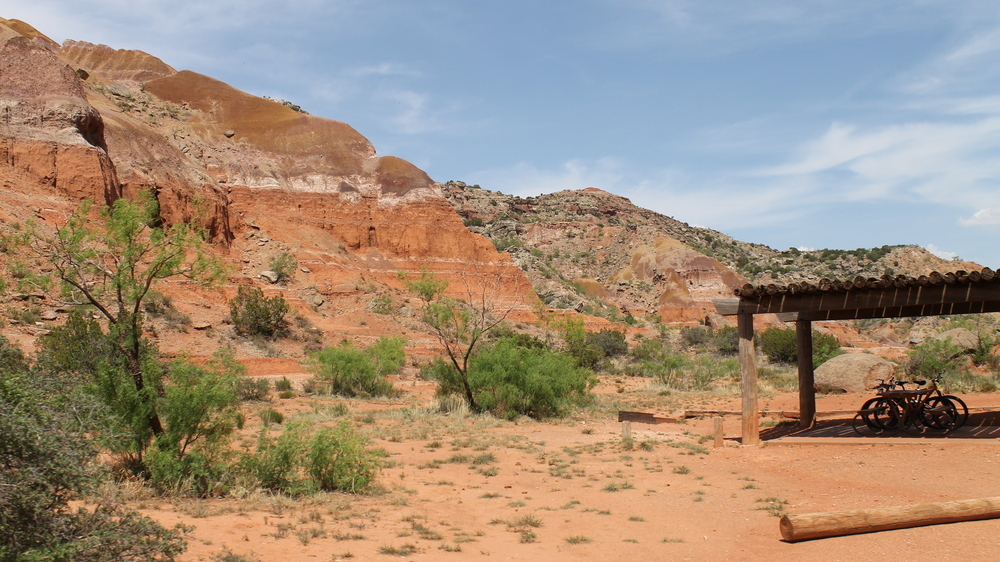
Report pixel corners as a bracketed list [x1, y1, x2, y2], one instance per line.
[714, 267, 1000, 321]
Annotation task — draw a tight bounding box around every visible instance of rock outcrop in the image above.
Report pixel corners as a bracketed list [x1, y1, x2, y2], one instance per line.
[0, 18, 533, 324]
[814, 353, 899, 393]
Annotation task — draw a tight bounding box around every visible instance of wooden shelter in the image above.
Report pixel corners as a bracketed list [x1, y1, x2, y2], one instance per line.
[714, 267, 1000, 445]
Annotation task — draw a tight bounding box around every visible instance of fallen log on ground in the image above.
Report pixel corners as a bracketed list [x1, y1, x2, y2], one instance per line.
[780, 496, 1000, 541]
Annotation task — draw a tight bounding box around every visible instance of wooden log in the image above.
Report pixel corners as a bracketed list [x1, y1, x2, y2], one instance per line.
[713, 416, 724, 448]
[779, 496, 1000, 542]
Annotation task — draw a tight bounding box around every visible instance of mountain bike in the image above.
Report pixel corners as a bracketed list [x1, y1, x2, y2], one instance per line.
[853, 376, 966, 435]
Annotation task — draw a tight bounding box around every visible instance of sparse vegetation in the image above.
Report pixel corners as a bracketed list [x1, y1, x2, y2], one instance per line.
[759, 327, 843, 367]
[308, 337, 404, 397]
[230, 286, 290, 339]
[268, 252, 298, 285]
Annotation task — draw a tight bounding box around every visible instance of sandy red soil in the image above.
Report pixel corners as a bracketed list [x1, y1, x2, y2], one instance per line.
[120, 379, 1000, 562]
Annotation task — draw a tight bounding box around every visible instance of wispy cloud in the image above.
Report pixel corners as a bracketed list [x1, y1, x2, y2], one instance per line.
[348, 62, 422, 77]
[472, 159, 626, 198]
[925, 244, 958, 260]
[960, 207, 1000, 226]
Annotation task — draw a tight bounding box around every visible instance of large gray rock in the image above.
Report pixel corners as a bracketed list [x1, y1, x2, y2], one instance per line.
[259, 270, 280, 284]
[814, 353, 898, 393]
[931, 328, 979, 352]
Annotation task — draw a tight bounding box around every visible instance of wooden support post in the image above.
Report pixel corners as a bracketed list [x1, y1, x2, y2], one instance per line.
[713, 416, 724, 448]
[738, 313, 759, 445]
[796, 318, 816, 429]
[780, 496, 1000, 542]
[621, 421, 632, 442]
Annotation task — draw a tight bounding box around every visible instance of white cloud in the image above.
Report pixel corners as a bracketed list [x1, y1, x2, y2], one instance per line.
[380, 90, 457, 135]
[348, 62, 422, 77]
[925, 244, 958, 260]
[472, 159, 626, 198]
[960, 207, 1000, 226]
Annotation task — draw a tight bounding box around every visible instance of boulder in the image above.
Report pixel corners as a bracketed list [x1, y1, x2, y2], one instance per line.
[259, 270, 279, 284]
[931, 328, 979, 352]
[814, 353, 898, 393]
[191, 321, 211, 330]
[39, 310, 58, 321]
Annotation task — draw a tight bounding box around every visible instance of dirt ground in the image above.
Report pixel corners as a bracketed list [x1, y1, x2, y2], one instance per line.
[123, 371, 1000, 562]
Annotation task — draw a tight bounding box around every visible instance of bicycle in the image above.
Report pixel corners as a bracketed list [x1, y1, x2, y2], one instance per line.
[853, 376, 966, 435]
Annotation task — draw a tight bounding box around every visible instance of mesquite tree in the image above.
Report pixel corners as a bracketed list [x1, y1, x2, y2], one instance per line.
[13, 191, 226, 439]
[404, 267, 523, 411]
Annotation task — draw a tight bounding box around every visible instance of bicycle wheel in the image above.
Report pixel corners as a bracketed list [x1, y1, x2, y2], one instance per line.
[940, 395, 969, 429]
[920, 396, 960, 432]
[855, 397, 900, 435]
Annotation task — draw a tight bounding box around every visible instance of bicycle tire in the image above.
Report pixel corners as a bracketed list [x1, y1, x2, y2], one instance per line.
[940, 395, 969, 429]
[919, 396, 959, 432]
[856, 397, 900, 434]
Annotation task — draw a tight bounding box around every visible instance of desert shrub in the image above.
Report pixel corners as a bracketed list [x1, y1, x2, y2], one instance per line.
[625, 338, 686, 384]
[306, 424, 379, 492]
[759, 328, 797, 363]
[0, 342, 189, 560]
[760, 328, 842, 367]
[908, 334, 1000, 393]
[588, 328, 628, 358]
[308, 338, 403, 397]
[906, 338, 964, 382]
[274, 376, 293, 392]
[758, 365, 798, 392]
[681, 325, 710, 347]
[242, 422, 379, 495]
[239, 377, 271, 401]
[463, 217, 484, 227]
[368, 336, 407, 376]
[492, 236, 524, 252]
[812, 331, 844, 367]
[35, 309, 111, 377]
[682, 356, 739, 390]
[559, 317, 603, 369]
[230, 286, 289, 339]
[371, 294, 394, 314]
[143, 291, 191, 329]
[268, 252, 298, 284]
[146, 351, 244, 493]
[259, 408, 285, 426]
[433, 337, 594, 419]
[713, 326, 739, 355]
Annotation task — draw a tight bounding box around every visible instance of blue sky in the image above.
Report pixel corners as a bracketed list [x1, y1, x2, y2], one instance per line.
[7, 1, 1000, 267]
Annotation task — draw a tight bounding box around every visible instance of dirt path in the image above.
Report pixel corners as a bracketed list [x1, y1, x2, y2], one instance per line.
[129, 389, 1000, 562]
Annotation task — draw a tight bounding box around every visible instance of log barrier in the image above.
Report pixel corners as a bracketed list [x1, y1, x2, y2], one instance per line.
[780, 496, 1000, 541]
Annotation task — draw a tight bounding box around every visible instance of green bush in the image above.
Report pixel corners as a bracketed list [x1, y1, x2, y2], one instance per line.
[681, 326, 710, 347]
[432, 337, 594, 419]
[146, 351, 244, 493]
[0, 338, 189, 560]
[268, 252, 298, 285]
[230, 286, 290, 339]
[559, 318, 602, 369]
[239, 377, 271, 401]
[308, 337, 404, 397]
[760, 327, 842, 367]
[242, 422, 379, 495]
[260, 408, 285, 426]
[275, 376, 293, 392]
[588, 329, 628, 358]
[713, 326, 739, 355]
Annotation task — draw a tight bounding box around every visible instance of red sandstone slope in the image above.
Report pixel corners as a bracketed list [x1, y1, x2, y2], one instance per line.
[0, 19, 534, 357]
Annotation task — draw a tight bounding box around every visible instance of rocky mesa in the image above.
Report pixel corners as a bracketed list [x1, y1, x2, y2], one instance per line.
[0, 17, 532, 358]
